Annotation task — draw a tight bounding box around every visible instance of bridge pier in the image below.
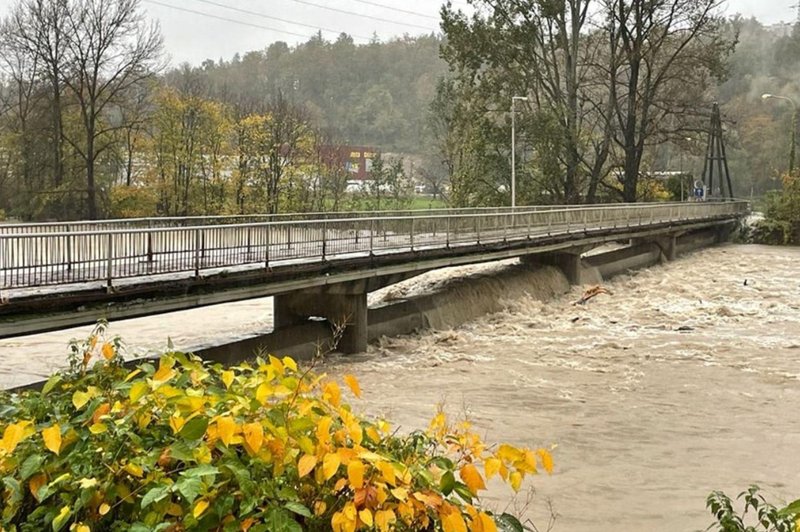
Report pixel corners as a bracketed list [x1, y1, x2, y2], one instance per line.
[273, 283, 368, 354]
[632, 234, 677, 263]
[523, 250, 585, 285]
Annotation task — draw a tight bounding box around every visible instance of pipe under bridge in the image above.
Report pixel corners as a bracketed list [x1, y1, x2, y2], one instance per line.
[0, 201, 749, 347]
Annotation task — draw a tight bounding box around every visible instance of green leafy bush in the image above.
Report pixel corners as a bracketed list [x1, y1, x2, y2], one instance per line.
[0, 325, 551, 531]
[706, 486, 800, 532]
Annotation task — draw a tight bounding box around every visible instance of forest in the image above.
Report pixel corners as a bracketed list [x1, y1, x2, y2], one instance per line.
[0, 0, 798, 221]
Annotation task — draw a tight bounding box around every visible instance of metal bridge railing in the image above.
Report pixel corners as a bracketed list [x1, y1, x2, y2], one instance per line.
[0, 201, 749, 290]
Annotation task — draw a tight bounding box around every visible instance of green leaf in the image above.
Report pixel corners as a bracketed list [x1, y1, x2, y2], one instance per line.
[495, 513, 525, 532]
[285, 501, 313, 518]
[453, 482, 474, 503]
[179, 416, 209, 440]
[20, 454, 45, 481]
[265, 507, 303, 532]
[41, 374, 62, 396]
[169, 441, 195, 462]
[779, 499, 800, 517]
[440, 470, 456, 496]
[182, 464, 218, 478]
[175, 477, 204, 504]
[140, 485, 170, 508]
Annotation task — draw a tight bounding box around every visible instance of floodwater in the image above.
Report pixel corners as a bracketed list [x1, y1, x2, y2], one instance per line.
[2, 244, 800, 531]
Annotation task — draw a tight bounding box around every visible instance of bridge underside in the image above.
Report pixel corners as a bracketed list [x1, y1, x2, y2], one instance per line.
[0, 219, 737, 342]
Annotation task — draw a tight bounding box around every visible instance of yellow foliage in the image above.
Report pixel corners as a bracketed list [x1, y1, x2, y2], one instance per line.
[343, 374, 362, 398]
[42, 424, 62, 455]
[460, 463, 486, 494]
[323, 452, 341, 481]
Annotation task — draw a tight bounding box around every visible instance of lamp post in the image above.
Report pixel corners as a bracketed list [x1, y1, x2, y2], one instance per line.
[680, 137, 692, 201]
[511, 96, 528, 209]
[762, 93, 798, 175]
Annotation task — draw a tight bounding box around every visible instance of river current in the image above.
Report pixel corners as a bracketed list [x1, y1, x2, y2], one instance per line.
[2, 244, 799, 530]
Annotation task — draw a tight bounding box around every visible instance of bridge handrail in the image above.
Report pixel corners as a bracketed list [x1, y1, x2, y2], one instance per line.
[0, 201, 750, 291]
[0, 199, 746, 233]
[0, 201, 749, 238]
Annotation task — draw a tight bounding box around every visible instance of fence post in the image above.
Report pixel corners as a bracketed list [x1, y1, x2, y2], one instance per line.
[265, 224, 271, 268]
[146, 220, 153, 263]
[369, 218, 375, 255]
[410, 218, 415, 251]
[446, 216, 450, 248]
[194, 228, 201, 278]
[66, 225, 72, 272]
[106, 233, 113, 288]
[322, 221, 327, 260]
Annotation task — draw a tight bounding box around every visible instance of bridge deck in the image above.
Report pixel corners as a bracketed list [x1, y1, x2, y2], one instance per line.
[1, 202, 748, 296]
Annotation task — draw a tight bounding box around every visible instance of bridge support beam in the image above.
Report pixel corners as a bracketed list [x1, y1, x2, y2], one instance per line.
[632, 235, 677, 263]
[273, 283, 368, 354]
[525, 251, 583, 285]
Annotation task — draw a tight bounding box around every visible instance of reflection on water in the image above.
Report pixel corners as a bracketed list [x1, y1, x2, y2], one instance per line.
[2, 244, 800, 530]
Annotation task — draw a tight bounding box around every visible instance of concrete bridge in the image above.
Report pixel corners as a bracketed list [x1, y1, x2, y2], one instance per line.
[0, 201, 749, 349]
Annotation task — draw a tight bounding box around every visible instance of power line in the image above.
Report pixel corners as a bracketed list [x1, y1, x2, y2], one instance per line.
[143, 0, 314, 39]
[187, 0, 372, 40]
[285, 0, 437, 31]
[344, 0, 439, 20]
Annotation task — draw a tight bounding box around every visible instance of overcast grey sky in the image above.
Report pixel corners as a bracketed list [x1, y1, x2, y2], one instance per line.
[1, 0, 796, 66]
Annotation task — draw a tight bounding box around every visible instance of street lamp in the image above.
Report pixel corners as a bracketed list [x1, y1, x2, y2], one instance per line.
[762, 93, 798, 175]
[511, 96, 528, 209]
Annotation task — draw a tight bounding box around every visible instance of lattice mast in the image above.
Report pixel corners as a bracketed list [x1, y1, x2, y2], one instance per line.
[701, 102, 734, 199]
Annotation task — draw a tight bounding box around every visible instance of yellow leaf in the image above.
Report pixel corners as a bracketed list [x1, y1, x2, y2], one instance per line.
[101, 342, 115, 361]
[347, 459, 365, 489]
[348, 421, 363, 446]
[221, 370, 235, 389]
[509, 471, 523, 492]
[282, 356, 298, 372]
[269, 355, 284, 376]
[123, 369, 142, 382]
[75, 524, 90, 532]
[129, 381, 148, 403]
[375, 509, 396, 532]
[322, 452, 341, 481]
[1, 421, 28, 454]
[441, 506, 468, 532]
[98, 502, 110, 516]
[29, 473, 46, 500]
[478, 512, 498, 532]
[72, 390, 92, 410]
[537, 448, 554, 474]
[243, 422, 264, 454]
[216, 416, 237, 446]
[460, 463, 486, 495]
[78, 477, 98, 489]
[484, 457, 502, 480]
[359, 508, 373, 527]
[298, 454, 317, 478]
[390, 487, 408, 501]
[89, 423, 107, 435]
[256, 383, 271, 405]
[314, 501, 327, 516]
[169, 415, 185, 434]
[323, 381, 341, 407]
[42, 424, 62, 455]
[123, 463, 143, 478]
[152, 365, 175, 383]
[377, 461, 396, 486]
[343, 374, 362, 398]
[193, 499, 210, 518]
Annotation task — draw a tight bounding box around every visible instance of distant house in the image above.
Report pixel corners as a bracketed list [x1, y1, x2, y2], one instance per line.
[319, 145, 379, 181]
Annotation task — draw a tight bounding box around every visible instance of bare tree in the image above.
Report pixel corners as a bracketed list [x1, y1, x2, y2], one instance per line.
[62, 0, 162, 218]
[603, 0, 733, 201]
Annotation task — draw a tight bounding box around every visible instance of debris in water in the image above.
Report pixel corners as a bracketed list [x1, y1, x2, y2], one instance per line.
[574, 285, 613, 305]
[676, 325, 694, 332]
[571, 316, 581, 323]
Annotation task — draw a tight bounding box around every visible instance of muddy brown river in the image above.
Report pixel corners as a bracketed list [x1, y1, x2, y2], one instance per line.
[2, 244, 799, 531]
